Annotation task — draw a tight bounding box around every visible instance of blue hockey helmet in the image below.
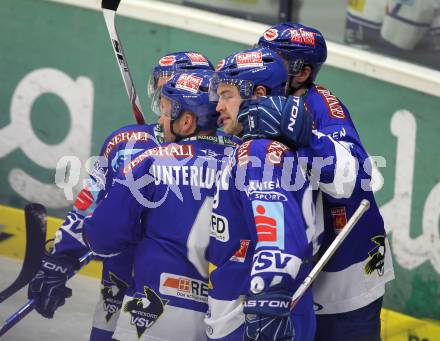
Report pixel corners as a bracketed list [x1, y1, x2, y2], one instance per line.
[209, 47, 288, 101]
[152, 70, 218, 131]
[147, 51, 214, 97]
[258, 23, 327, 83]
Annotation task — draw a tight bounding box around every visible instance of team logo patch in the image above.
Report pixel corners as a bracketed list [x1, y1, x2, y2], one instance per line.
[315, 85, 346, 119]
[236, 51, 263, 68]
[215, 59, 225, 71]
[186, 52, 209, 66]
[74, 188, 94, 211]
[289, 28, 316, 46]
[230, 240, 250, 263]
[159, 273, 208, 303]
[330, 207, 347, 234]
[175, 73, 203, 93]
[124, 286, 168, 338]
[159, 55, 176, 66]
[199, 148, 223, 160]
[263, 28, 278, 41]
[365, 235, 386, 276]
[252, 200, 285, 250]
[101, 272, 129, 322]
[266, 141, 289, 165]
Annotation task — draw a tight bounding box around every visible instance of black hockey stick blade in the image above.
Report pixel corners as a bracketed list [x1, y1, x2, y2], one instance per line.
[0, 204, 47, 303]
[102, 0, 121, 10]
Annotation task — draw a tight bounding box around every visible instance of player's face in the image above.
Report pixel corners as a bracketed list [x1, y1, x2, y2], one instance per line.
[158, 95, 176, 142]
[215, 83, 243, 136]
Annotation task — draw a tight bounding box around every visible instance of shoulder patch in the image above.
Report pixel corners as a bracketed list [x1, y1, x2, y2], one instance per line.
[266, 141, 289, 165]
[315, 85, 346, 119]
[236, 140, 253, 166]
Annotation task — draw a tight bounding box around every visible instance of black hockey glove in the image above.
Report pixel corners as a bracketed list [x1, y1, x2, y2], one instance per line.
[238, 95, 312, 149]
[28, 252, 80, 318]
[243, 285, 294, 341]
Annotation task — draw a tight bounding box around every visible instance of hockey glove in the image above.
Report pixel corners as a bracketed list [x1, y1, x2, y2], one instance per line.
[243, 287, 294, 341]
[28, 253, 80, 318]
[238, 96, 284, 141]
[238, 96, 312, 148]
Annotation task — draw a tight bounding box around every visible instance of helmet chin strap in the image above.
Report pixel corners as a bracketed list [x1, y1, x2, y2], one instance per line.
[287, 74, 314, 96]
[287, 75, 303, 95]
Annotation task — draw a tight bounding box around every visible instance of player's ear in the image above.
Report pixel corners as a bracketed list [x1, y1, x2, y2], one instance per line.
[254, 85, 267, 98]
[181, 111, 197, 135]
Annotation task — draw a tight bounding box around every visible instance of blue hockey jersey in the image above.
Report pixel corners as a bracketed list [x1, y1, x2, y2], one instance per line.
[51, 123, 163, 335]
[53, 123, 163, 257]
[302, 84, 394, 314]
[206, 138, 316, 340]
[83, 135, 236, 341]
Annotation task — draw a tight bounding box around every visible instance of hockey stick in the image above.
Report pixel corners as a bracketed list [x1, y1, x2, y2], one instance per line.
[0, 250, 94, 337]
[101, 0, 146, 124]
[0, 204, 47, 303]
[290, 199, 370, 309]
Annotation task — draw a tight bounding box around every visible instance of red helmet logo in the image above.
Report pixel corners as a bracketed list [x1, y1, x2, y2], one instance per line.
[186, 52, 209, 65]
[176, 74, 203, 93]
[263, 28, 278, 41]
[159, 55, 176, 66]
[236, 51, 263, 68]
[289, 29, 316, 46]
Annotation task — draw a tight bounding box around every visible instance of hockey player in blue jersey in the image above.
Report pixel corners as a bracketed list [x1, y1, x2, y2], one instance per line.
[206, 47, 359, 341]
[27, 51, 215, 341]
[83, 69, 236, 341]
[257, 23, 395, 341]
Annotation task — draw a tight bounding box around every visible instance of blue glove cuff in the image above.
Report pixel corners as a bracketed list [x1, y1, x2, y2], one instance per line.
[280, 96, 313, 148]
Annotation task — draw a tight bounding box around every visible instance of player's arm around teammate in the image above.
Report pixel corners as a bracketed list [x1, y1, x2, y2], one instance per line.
[206, 47, 318, 341]
[257, 23, 395, 341]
